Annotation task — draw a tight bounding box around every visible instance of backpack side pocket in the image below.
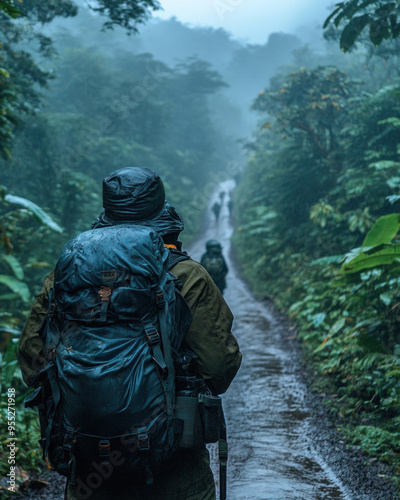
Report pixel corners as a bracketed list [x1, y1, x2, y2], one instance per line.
[198, 394, 223, 444]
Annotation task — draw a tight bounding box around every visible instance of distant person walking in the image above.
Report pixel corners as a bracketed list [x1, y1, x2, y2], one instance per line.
[212, 201, 221, 221]
[227, 199, 233, 217]
[201, 239, 229, 294]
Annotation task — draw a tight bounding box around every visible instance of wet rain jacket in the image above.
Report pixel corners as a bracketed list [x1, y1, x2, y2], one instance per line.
[18, 253, 241, 500]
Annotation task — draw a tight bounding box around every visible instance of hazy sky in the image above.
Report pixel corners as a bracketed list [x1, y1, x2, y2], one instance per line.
[154, 0, 335, 44]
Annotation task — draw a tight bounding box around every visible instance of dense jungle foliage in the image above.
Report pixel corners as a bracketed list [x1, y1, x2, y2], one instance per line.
[234, 6, 400, 483]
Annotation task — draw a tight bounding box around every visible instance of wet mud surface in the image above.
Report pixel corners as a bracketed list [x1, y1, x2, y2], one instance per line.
[19, 181, 399, 499]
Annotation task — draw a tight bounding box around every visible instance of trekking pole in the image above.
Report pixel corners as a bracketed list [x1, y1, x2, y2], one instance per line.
[219, 409, 228, 500]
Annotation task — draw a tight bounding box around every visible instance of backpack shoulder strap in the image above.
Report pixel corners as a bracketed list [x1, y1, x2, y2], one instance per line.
[167, 248, 191, 271]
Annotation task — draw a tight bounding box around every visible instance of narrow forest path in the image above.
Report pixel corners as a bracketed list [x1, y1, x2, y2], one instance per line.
[188, 180, 352, 500]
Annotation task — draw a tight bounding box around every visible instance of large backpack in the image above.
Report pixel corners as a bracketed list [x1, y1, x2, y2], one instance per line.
[26, 225, 199, 485]
[201, 255, 224, 277]
[201, 254, 227, 291]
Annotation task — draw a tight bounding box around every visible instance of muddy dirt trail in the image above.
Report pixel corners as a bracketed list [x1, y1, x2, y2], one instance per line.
[188, 180, 397, 500]
[188, 180, 348, 500]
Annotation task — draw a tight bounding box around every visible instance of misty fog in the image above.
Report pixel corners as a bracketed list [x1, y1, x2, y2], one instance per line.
[44, 4, 343, 141]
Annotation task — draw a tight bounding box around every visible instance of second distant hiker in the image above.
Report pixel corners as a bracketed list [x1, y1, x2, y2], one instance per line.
[212, 201, 221, 221]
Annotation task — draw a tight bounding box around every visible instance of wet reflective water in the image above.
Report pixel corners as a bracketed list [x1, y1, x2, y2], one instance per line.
[188, 181, 350, 500]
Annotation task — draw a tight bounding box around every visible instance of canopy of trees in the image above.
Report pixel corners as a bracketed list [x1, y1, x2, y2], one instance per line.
[324, 0, 400, 51]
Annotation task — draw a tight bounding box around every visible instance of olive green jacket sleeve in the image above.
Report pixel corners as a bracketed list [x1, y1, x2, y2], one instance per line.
[18, 270, 54, 386]
[171, 259, 241, 395]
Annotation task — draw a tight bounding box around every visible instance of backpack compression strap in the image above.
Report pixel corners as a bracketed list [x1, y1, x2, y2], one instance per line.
[165, 246, 191, 270]
[139, 289, 177, 485]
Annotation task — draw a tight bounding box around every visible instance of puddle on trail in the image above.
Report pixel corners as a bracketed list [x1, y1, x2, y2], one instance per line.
[189, 180, 350, 500]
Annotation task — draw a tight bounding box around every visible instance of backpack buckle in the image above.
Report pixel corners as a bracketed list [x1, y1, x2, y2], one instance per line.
[138, 433, 150, 451]
[146, 330, 160, 345]
[98, 440, 111, 462]
[156, 291, 165, 308]
[49, 302, 57, 317]
[98, 286, 112, 321]
[99, 286, 112, 301]
[143, 321, 167, 373]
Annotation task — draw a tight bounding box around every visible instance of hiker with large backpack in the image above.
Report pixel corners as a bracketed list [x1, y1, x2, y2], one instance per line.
[18, 167, 242, 500]
[200, 241, 229, 295]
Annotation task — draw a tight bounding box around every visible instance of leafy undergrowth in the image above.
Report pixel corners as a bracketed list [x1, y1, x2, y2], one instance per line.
[233, 231, 400, 483]
[232, 217, 400, 489]
[0, 188, 60, 495]
[0, 357, 42, 496]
